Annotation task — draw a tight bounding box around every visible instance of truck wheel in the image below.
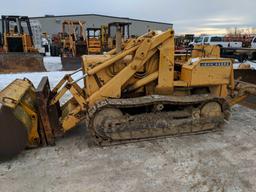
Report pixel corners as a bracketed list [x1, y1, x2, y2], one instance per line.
[50, 45, 54, 56]
[238, 54, 248, 62]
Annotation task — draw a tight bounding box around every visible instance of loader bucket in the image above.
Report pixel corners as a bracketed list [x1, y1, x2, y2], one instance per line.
[0, 104, 28, 160]
[0, 52, 46, 74]
[61, 57, 82, 71]
[0, 79, 36, 160]
[0, 77, 60, 160]
[234, 69, 256, 109]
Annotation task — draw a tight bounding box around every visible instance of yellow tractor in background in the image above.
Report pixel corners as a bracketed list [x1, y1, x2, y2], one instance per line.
[0, 15, 45, 73]
[87, 28, 102, 54]
[60, 21, 131, 70]
[105, 22, 131, 52]
[57, 20, 88, 70]
[87, 22, 132, 54]
[1, 29, 256, 160]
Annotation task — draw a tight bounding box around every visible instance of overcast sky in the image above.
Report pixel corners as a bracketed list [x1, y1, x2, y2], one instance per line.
[2, 0, 255, 34]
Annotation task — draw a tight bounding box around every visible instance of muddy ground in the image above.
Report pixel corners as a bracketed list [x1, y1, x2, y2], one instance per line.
[0, 105, 255, 192]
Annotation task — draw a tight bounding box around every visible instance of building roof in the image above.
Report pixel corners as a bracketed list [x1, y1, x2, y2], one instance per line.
[31, 13, 172, 26]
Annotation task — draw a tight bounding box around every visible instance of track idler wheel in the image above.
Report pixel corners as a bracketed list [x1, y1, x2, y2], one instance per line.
[0, 104, 28, 161]
[92, 108, 123, 142]
[201, 102, 222, 118]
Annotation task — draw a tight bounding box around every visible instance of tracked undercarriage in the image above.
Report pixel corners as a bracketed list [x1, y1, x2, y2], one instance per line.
[89, 95, 230, 145]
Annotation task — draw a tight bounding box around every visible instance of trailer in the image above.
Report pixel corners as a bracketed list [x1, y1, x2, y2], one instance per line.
[221, 47, 256, 62]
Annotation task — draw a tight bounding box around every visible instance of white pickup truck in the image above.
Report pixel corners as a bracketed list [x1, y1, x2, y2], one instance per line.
[189, 35, 242, 48]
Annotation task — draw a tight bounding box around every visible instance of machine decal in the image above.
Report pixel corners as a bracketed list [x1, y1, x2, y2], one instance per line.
[200, 62, 231, 67]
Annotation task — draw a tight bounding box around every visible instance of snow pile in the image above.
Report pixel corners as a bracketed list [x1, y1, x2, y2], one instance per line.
[0, 71, 66, 90]
[0, 70, 84, 104]
[43, 56, 62, 71]
[0, 55, 86, 104]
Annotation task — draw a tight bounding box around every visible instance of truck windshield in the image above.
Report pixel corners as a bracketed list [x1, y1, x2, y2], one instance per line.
[194, 37, 203, 43]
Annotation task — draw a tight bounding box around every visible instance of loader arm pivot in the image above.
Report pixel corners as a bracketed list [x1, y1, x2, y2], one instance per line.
[85, 30, 175, 105]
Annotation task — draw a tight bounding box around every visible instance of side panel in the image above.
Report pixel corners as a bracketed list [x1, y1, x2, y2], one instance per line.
[181, 59, 232, 86]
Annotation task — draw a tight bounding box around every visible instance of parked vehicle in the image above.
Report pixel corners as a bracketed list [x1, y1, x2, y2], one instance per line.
[189, 35, 242, 48]
[221, 36, 256, 62]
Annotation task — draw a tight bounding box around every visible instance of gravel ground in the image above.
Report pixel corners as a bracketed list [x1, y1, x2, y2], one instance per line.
[0, 105, 255, 192]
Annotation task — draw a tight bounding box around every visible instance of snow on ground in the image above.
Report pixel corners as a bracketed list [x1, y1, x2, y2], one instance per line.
[0, 71, 67, 90]
[43, 56, 62, 72]
[0, 57, 84, 104]
[0, 71, 85, 104]
[0, 70, 84, 90]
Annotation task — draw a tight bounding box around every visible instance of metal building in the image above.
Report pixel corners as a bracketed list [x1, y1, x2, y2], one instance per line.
[29, 14, 173, 36]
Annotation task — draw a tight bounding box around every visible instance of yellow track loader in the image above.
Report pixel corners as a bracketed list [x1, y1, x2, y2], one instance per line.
[91, 22, 132, 53]
[0, 15, 45, 73]
[106, 22, 131, 52]
[87, 28, 102, 54]
[1, 29, 256, 160]
[59, 20, 88, 70]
